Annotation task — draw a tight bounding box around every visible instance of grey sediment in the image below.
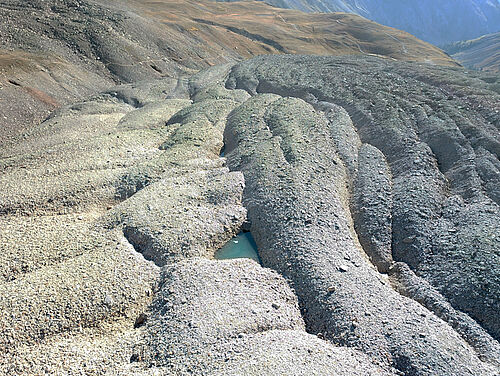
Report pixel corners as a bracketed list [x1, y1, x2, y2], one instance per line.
[223, 55, 500, 374]
[1, 55, 499, 375]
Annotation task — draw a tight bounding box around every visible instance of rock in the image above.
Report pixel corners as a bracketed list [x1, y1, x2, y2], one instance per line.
[136, 257, 390, 375]
[338, 265, 349, 272]
[402, 236, 415, 244]
[104, 295, 113, 306]
[134, 313, 148, 328]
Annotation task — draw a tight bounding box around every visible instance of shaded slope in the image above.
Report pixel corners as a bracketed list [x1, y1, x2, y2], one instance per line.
[226, 54, 500, 341]
[224, 54, 500, 374]
[0, 49, 111, 148]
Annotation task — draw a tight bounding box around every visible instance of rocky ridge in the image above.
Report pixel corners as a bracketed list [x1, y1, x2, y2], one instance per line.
[224, 55, 500, 374]
[0, 61, 388, 376]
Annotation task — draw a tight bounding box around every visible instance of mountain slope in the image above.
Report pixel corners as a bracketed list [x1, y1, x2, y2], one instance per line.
[218, 0, 500, 45]
[445, 32, 500, 73]
[0, 0, 457, 147]
[1, 1, 500, 375]
[0, 0, 457, 80]
[1, 55, 499, 375]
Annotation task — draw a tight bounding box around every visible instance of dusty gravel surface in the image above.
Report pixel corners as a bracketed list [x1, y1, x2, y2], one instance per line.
[224, 55, 500, 374]
[1, 52, 499, 375]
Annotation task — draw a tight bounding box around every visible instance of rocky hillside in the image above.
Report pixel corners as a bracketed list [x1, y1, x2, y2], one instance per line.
[0, 0, 457, 148]
[445, 32, 500, 73]
[218, 0, 500, 45]
[1, 1, 500, 375]
[1, 54, 499, 375]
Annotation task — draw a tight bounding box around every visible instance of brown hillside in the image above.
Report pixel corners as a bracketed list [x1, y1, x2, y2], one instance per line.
[128, 0, 457, 66]
[0, 0, 457, 145]
[446, 32, 500, 73]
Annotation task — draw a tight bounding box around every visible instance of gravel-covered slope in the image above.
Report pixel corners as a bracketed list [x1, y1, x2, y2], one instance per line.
[0, 61, 393, 375]
[1, 0, 459, 150]
[1, 52, 499, 374]
[0, 74, 245, 374]
[222, 55, 500, 375]
[1, 2, 498, 375]
[135, 258, 388, 375]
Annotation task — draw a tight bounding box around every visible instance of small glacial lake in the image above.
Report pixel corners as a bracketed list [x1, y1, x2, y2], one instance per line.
[215, 232, 260, 263]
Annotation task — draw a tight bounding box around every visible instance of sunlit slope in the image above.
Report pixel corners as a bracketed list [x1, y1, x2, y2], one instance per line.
[445, 32, 500, 73]
[129, 0, 457, 66]
[216, 0, 500, 45]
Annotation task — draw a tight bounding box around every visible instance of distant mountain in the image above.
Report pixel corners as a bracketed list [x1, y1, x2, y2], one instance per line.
[217, 0, 500, 45]
[445, 32, 500, 73]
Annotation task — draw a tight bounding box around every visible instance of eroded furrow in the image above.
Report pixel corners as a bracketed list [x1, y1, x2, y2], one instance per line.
[2, 55, 499, 375]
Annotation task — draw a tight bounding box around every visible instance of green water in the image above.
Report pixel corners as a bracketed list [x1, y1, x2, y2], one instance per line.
[215, 232, 260, 263]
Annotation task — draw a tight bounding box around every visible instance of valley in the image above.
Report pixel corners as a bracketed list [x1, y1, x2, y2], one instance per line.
[217, 0, 500, 45]
[445, 32, 500, 74]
